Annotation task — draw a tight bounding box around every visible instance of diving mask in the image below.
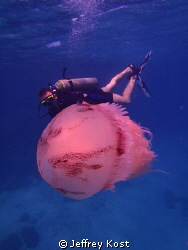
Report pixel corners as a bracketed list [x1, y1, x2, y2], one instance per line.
[41, 95, 56, 107]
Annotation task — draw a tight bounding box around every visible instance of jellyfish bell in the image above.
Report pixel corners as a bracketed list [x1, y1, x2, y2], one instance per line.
[36, 103, 155, 200]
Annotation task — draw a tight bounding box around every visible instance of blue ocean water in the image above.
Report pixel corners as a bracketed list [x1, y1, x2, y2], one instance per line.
[1, 0, 188, 249]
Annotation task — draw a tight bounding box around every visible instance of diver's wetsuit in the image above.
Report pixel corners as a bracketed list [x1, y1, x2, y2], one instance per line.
[48, 88, 113, 118]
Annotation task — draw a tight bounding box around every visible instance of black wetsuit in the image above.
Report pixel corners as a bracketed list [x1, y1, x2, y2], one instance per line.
[48, 89, 113, 118]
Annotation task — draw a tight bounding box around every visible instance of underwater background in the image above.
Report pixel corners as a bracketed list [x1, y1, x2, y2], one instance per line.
[1, 0, 188, 249]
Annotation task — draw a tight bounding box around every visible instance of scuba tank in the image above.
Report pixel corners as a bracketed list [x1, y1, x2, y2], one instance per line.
[54, 77, 99, 92]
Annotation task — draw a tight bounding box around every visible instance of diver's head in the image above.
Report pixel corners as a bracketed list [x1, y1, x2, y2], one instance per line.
[39, 88, 57, 107]
[39, 88, 52, 100]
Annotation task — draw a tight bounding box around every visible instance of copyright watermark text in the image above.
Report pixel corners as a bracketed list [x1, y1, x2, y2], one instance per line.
[59, 239, 130, 249]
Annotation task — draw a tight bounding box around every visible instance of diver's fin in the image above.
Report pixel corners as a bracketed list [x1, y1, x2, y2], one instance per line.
[137, 75, 152, 97]
[127, 51, 152, 97]
[127, 50, 152, 79]
[138, 50, 152, 74]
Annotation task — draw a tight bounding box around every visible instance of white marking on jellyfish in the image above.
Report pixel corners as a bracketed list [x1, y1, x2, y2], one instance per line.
[46, 41, 61, 48]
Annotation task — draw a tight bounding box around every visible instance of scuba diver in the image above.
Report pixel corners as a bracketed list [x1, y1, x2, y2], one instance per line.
[38, 51, 152, 118]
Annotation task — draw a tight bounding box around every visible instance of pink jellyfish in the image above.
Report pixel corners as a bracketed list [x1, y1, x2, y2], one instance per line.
[36, 103, 155, 200]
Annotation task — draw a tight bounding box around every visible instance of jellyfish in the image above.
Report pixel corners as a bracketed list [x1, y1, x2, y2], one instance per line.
[36, 103, 155, 200]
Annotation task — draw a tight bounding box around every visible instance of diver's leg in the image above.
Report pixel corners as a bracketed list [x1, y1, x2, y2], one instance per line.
[101, 66, 132, 93]
[112, 75, 137, 104]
